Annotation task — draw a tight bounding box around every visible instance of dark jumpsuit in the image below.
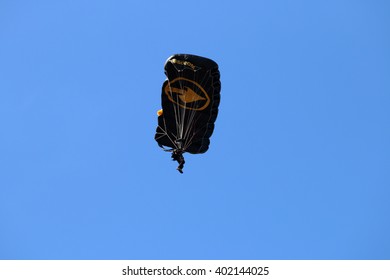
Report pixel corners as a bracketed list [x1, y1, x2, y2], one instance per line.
[171, 150, 185, 173]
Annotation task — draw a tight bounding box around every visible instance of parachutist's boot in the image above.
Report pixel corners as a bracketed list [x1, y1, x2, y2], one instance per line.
[177, 167, 183, 174]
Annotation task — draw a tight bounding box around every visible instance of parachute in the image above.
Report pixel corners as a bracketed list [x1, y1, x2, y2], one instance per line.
[155, 54, 221, 173]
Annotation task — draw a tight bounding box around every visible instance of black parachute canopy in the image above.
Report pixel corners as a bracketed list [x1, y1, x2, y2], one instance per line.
[155, 54, 221, 157]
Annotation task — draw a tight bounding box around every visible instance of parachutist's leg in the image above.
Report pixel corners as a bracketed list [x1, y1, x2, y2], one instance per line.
[177, 156, 185, 173]
[172, 151, 185, 173]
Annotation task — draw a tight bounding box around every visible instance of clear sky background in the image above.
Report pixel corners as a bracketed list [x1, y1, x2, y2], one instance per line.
[0, 0, 389, 260]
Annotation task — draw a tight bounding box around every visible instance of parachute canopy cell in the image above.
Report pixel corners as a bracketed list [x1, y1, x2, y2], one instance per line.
[155, 54, 221, 154]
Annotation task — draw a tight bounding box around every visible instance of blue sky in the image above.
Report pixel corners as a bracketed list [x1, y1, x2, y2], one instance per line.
[0, 0, 389, 259]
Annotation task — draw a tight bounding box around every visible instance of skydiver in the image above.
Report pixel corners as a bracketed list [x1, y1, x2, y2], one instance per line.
[171, 149, 185, 174]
